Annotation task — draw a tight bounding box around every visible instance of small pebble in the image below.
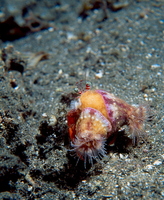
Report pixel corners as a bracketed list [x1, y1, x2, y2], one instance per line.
[119, 154, 128, 159]
[42, 113, 48, 118]
[145, 53, 152, 58]
[28, 185, 33, 192]
[144, 164, 154, 172]
[48, 115, 57, 126]
[153, 160, 162, 166]
[150, 64, 161, 69]
[48, 27, 55, 32]
[95, 70, 103, 79]
[161, 190, 164, 197]
[159, 19, 164, 24]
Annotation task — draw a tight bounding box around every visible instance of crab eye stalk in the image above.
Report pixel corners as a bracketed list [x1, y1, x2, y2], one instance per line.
[85, 81, 91, 90]
[74, 87, 80, 94]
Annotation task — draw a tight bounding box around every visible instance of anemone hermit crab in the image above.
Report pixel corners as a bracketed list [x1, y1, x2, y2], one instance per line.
[67, 81, 148, 164]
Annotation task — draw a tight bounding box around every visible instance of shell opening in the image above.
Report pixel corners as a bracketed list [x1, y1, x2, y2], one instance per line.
[71, 107, 111, 166]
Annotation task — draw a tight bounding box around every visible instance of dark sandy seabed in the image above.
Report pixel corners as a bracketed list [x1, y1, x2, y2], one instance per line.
[0, 0, 163, 199]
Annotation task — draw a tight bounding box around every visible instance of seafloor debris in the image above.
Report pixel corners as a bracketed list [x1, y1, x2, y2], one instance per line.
[27, 51, 49, 68]
[1, 45, 49, 73]
[0, 8, 51, 42]
[1, 45, 26, 73]
[79, 0, 129, 20]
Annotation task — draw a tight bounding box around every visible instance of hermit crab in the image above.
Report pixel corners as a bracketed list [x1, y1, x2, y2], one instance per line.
[67, 81, 148, 164]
